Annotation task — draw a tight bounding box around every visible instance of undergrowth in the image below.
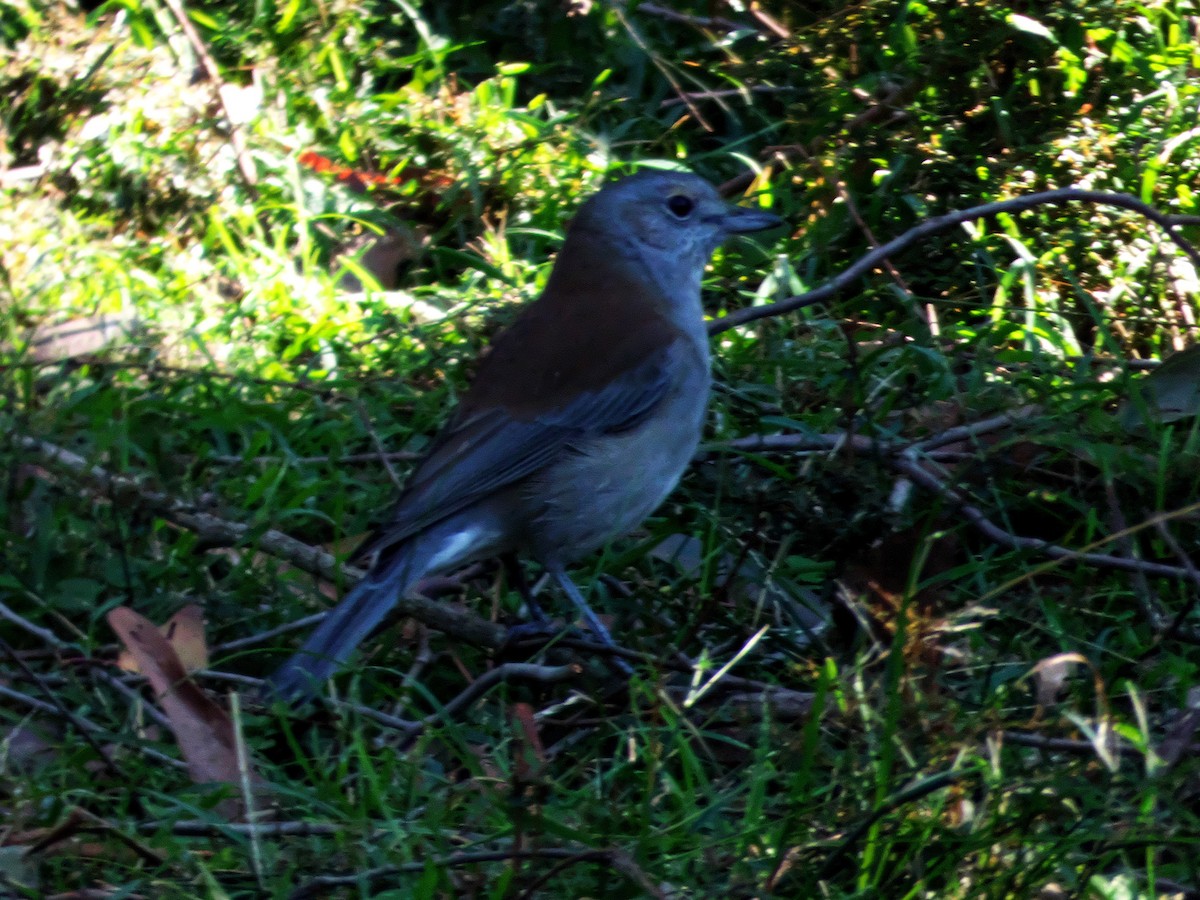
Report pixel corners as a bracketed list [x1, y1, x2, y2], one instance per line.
[3, 0, 1200, 896]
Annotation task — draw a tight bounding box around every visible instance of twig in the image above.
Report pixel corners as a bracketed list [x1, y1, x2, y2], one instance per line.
[611, 3, 713, 132]
[354, 397, 405, 489]
[0, 680, 187, 771]
[215, 571, 478, 656]
[826, 146, 929, 330]
[19, 435, 344, 579]
[710, 687, 813, 720]
[710, 188, 1200, 334]
[0, 598, 74, 651]
[721, 432, 872, 454]
[515, 848, 667, 900]
[23, 806, 166, 866]
[726, 410, 1200, 585]
[158, 0, 259, 197]
[1000, 729, 1120, 754]
[885, 405, 1039, 515]
[15, 434, 508, 651]
[398, 625, 435, 699]
[91, 667, 175, 733]
[211, 613, 328, 654]
[139, 819, 342, 837]
[436, 663, 581, 722]
[206, 450, 422, 467]
[254, 669, 423, 728]
[289, 848, 627, 900]
[890, 453, 1195, 581]
[0, 357, 345, 393]
[1151, 519, 1200, 642]
[0, 635, 126, 779]
[747, 5, 790, 39]
[337, 698, 422, 731]
[636, 1, 754, 34]
[348, 663, 585, 740]
[637, 0, 789, 39]
[253, 662, 580, 734]
[908, 405, 1041, 452]
[817, 770, 971, 880]
[660, 85, 794, 108]
[719, 407, 1037, 462]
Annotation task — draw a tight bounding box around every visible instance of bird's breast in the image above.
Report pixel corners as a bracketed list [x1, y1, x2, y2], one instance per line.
[523, 342, 711, 565]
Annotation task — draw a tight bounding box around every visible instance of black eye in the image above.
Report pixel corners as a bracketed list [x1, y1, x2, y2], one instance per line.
[666, 194, 694, 218]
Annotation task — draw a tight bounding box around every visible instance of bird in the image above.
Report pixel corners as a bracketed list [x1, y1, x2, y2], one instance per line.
[266, 169, 781, 701]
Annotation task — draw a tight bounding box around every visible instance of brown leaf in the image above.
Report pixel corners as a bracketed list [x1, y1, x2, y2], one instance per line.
[335, 226, 423, 291]
[106, 607, 257, 809]
[158, 604, 208, 673]
[116, 604, 208, 674]
[1030, 652, 1089, 710]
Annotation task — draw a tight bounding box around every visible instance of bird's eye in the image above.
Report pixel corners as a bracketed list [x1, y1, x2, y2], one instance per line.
[666, 194, 695, 218]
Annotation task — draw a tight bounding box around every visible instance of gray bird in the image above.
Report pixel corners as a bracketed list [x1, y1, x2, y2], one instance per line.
[267, 170, 781, 700]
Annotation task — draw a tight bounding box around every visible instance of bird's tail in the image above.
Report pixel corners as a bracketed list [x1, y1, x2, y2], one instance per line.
[265, 544, 421, 703]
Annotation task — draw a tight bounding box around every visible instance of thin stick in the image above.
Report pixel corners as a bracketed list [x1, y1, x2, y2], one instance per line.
[710, 188, 1200, 333]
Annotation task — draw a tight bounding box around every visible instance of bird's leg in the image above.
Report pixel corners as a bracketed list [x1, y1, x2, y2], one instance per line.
[502, 553, 547, 624]
[498, 553, 564, 653]
[546, 565, 633, 676]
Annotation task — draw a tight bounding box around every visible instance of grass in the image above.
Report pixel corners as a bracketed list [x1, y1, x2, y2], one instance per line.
[3, 0, 1200, 896]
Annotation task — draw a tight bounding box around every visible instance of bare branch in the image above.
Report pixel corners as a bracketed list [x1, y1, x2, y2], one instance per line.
[710, 189, 1200, 333]
[889, 453, 1195, 581]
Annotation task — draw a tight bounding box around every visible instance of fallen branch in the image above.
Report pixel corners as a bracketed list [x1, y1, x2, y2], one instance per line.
[15, 434, 507, 651]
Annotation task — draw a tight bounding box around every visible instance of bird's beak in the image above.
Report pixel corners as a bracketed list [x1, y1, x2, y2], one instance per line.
[719, 203, 783, 234]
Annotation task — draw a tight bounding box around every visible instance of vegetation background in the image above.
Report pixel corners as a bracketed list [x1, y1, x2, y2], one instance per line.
[3, 0, 1200, 896]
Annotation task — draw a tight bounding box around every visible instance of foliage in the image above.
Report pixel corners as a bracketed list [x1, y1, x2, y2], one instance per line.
[2, 0, 1200, 896]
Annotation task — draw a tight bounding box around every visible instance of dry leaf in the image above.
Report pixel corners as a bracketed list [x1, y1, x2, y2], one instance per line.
[107, 606, 258, 811]
[116, 604, 208, 674]
[1030, 652, 1089, 710]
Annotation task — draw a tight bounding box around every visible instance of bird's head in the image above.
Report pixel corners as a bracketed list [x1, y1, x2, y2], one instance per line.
[573, 170, 781, 270]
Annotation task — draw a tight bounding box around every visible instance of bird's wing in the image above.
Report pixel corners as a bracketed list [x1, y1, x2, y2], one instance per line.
[354, 335, 683, 561]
